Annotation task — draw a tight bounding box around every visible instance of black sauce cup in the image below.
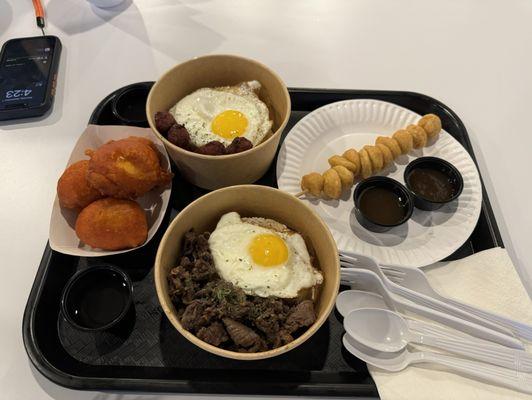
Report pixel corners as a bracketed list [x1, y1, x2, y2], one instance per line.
[111, 84, 150, 126]
[60, 265, 134, 333]
[404, 156, 464, 211]
[353, 176, 414, 233]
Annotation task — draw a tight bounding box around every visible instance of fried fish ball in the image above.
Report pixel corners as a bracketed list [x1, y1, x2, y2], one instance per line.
[322, 168, 342, 199]
[376, 143, 394, 166]
[392, 129, 413, 154]
[358, 148, 373, 179]
[342, 149, 361, 175]
[332, 165, 354, 189]
[418, 114, 442, 138]
[363, 145, 384, 171]
[328, 155, 358, 174]
[75, 198, 148, 250]
[301, 172, 324, 197]
[406, 124, 428, 148]
[57, 160, 103, 210]
[86, 136, 173, 199]
[376, 136, 402, 158]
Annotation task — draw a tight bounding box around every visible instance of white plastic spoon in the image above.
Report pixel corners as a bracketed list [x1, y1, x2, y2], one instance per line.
[340, 268, 525, 349]
[336, 290, 532, 371]
[342, 333, 532, 394]
[335, 290, 388, 317]
[344, 308, 532, 372]
[340, 252, 516, 339]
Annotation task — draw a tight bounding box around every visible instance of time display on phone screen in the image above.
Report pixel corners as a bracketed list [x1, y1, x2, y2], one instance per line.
[0, 37, 53, 109]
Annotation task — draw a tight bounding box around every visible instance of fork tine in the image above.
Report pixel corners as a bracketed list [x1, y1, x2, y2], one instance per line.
[381, 270, 404, 279]
[380, 266, 405, 276]
[385, 275, 404, 284]
[339, 253, 360, 262]
[340, 261, 358, 268]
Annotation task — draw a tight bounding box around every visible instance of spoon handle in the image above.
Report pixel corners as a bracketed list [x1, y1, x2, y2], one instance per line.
[410, 331, 532, 373]
[413, 351, 532, 394]
[394, 293, 524, 350]
[440, 296, 532, 341]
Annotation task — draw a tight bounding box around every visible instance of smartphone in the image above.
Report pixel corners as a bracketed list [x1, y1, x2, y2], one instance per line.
[0, 35, 61, 121]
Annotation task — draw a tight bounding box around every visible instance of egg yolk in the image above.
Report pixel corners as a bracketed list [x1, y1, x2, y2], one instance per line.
[248, 233, 289, 267]
[211, 110, 248, 139]
[115, 156, 142, 177]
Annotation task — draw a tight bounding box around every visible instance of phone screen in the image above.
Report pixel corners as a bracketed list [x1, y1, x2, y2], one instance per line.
[0, 36, 56, 110]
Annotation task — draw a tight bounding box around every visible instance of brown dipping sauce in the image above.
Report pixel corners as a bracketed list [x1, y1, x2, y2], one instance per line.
[359, 186, 408, 225]
[408, 168, 456, 202]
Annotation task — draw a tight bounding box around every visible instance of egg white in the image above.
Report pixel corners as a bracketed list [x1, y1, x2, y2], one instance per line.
[208, 212, 323, 298]
[170, 81, 273, 148]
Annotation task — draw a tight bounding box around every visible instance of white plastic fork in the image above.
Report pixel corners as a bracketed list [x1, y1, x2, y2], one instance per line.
[340, 268, 525, 349]
[406, 318, 532, 372]
[339, 251, 520, 343]
[380, 263, 532, 341]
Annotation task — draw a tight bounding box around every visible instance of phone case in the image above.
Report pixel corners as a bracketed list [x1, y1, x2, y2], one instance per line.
[0, 35, 61, 121]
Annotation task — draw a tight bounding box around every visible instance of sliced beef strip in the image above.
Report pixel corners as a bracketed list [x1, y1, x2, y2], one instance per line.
[195, 232, 210, 253]
[210, 281, 250, 319]
[270, 329, 294, 348]
[197, 250, 214, 264]
[179, 256, 193, 270]
[193, 280, 219, 299]
[222, 302, 250, 320]
[181, 299, 218, 331]
[250, 297, 289, 319]
[196, 321, 229, 346]
[182, 230, 210, 257]
[251, 297, 291, 337]
[191, 258, 218, 282]
[169, 265, 188, 281]
[223, 318, 265, 351]
[284, 300, 317, 334]
[254, 313, 280, 337]
[168, 265, 190, 301]
[236, 341, 267, 353]
[182, 230, 197, 257]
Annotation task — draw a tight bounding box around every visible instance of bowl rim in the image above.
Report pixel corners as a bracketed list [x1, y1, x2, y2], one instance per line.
[146, 54, 291, 160]
[154, 185, 340, 360]
[404, 156, 464, 204]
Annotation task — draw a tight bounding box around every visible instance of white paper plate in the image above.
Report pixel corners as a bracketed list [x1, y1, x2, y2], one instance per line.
[49, 125, 172, 257]
[277, 100, 482, 267]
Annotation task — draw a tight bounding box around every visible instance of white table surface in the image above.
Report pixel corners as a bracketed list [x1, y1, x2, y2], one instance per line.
[1, 0, 531, 399]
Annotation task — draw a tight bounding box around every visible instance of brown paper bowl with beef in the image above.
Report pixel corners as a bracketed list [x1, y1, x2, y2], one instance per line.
[154, 185, 340, 360]
[146, 55, 291, 190]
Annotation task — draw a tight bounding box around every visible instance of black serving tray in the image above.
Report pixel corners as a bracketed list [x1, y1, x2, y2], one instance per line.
[23, 84, 503, 397]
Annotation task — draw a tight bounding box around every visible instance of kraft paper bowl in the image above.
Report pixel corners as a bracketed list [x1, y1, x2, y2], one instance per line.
[146, 55, 291, 190]
[154, 185, 340, 360]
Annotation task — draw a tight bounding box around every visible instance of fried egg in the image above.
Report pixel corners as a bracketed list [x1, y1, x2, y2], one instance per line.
[208, 212, 323, 298]
[170, 81, 273, 148]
